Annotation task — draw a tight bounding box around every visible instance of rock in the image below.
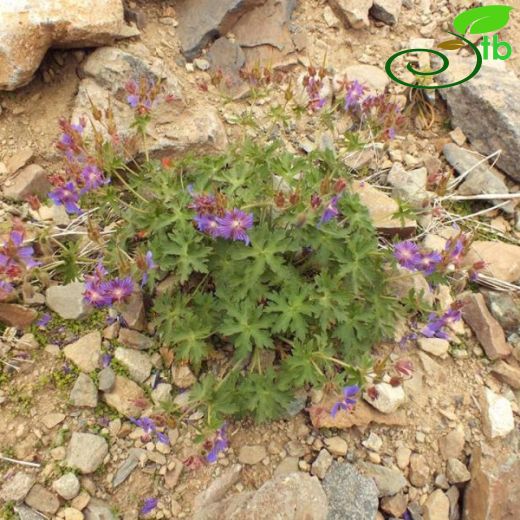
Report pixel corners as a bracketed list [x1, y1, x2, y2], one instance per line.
[325, 436, 348, 456]
[323, 462, 379, 520]
[381, 492, 408, 517]
[446, 458, 470, 484]
[344, 64, 390, 92]
[194, 464, 242, 511]
[74, 47, 227, 159]
[151, 382, 172, 405]
[66, 432, 108, 474]
[63, 332, 102, 372]
[274, 457, 300, 477]
[46, 282, 89, 319]
[443, 144, 513, 213]
[362, 432, 383, 453]
[118, 290, 146, 331]
[223, 472, 328, 520]
[64, 508, 85, 520]
[328, 0, 372, 29]
[84, 499, 118, 520]
[238, 445, 267, 465]
[409, 453, 430, 487]
[440, 60, 520, 182]
[41, 412, 66, 430]
[0, 472, 35, 502]
[363, 382, 406, 414]
[24, 484, 60, 515]
[311, 449, 333, 479]
[70, 373, 98, 407]
[0, 303, 37, 328]
[6, 149, 33, 174]
[103, 375, 150, 417]
[98, 366, 116, 391]
[176, 0, 264, 59]
[483, 291, 520, 334]
[423, 489, 450, 520]
[53, 473, 80, 500]
[387, 163, 431, 209]
[114, 347, 152, 384]
[117, 328, 153, 350]
[13, 505, 46, 520]
[490, 360, 520, 390]
[480, 388, 514, 439]
[3, 164, 50, 200]
[463, 447, 520, 520]
[207, 37, 246, 73]
[358, 462, 407, 497]
[439, 427, 465, 461]
[461, 293, 512, 360]
[463, 241, 520, 284]
[396, 447, 412, 469]
[172, 364, 196, 388]
[17, 333, 39, 351]
[323, 5, 341, 27]
[370, 0, 402, 25]
[351, 181, 416, 237]
[0, 0, 127, 90]
[418, 338, 450, 357]
[112, 448, 144, 488]
[309, 393, 407, 429]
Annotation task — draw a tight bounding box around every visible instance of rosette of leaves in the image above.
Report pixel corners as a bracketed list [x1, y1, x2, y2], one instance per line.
[115, 141, 399, 425]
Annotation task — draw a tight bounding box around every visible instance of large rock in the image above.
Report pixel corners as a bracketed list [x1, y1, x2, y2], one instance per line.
[0, 303, 37, 329]
[102, 375, 150, 417]
[2, 164, 50, 201]
[440, 59, 520, 182]
[70, 372, 98, 407]
[351, 181, 416, 237]
[423, 489, 450, 520]
[345, 64, 391, 92]
[463, 241, 520, 284]
[24, 484, 60, 515]
[363, 382, 406, 414]
[443, 144, 513, 213]
[66, 432, 108, 474]
[176, 0, 264, 59]
[328, 0, 372, 29]
[114, 347, 152, 384]
[483, 291, 520, 334]
[463, 447, 520, 520]
[84, 499, 118, 520]
[0, 0, 126, 90]
[0, 472, 35, 502]
[480, 388, 514, 439]
[195, 472, 328, 520]
[63, 332, 102, 373]
[370, 0, 402, 25]
[461, 293, 512, 360]
[323, 462, 379, 520]
[490, 360, 520, 390]
[358, 462, 407, 497]
[73, 46, 227, 159]
[194, 465, 242, 511]
[45, 282, 89, 320]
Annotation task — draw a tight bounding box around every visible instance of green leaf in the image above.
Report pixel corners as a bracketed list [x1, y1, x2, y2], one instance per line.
[266, 283, 314, 340]
[238, 369, 293, 423]
[218, 302, 274, 360]
[453, 5, 513, 35]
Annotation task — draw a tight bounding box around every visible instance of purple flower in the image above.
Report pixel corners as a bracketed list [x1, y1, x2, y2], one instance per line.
[215, 209, 254, 245]
[207, 423, 228, 464]
[103, 277, 134, 304]
[330, 385, 360, 418]
[0, 280, 13, 299]
[36, 313, 51, 328]
[388, 127, 396, 139]
[49, 182, 82, 214]
[80, 164, 108, 193]
[83, 279, 111, 308]
[1, 231, 40, 270]
[416, 251, 442, 276]
[101, 353, 113, 368]
[156, 431, 170, 445]
[320, 196, 340, 223]
[394, 241, 421, 270]
[446, 237, 465, 265]
[421, 308, 462, 339]
[140, 250, 157, 286]
[345, 80, 365, 110]
[194, 214, 219, 236]
[140, 497, 158, 516]
[127, 94, 139, 108]
[131, 416, 157, 434]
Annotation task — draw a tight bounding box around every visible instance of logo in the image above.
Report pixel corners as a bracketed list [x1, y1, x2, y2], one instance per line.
[385, 5, 514, 89]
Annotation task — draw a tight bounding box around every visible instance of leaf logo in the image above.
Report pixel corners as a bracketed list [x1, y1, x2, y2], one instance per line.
[437, 39, 466, 50]
[453, 5, 513, 35]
